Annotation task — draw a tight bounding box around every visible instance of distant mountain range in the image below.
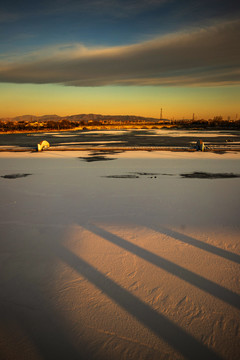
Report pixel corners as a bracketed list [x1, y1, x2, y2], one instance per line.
[1, 114, 160, 122]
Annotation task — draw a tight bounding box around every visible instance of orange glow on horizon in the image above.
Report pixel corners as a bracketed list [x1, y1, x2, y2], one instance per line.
[0, 83, 239, 120]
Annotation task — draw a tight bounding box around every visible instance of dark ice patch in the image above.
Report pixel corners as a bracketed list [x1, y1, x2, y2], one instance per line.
[104, 175, 140, 179]
[90, 150, 124, 156]
[132, 172, 160, 176]
[180, 172, 240, 179]
[104, 172, 173, 179]
[1, 173, 32, 179]
[79, 156, 116, 162]
[213, 150, 227, 154]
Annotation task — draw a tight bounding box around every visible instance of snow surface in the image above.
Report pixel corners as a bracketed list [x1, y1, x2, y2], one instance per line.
[0, 151, 240, 360]
[135, 129, 238, 137]
[56, 141, 123, 145]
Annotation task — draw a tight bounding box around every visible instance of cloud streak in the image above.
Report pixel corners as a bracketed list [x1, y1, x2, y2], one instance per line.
[0, 20, 239, 87]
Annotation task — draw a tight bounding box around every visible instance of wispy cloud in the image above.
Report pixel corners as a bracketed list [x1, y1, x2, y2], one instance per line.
[0, 20, 239, 87]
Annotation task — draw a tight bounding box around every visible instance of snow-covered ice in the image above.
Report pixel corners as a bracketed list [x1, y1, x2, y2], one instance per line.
[0, 151, 239, 359]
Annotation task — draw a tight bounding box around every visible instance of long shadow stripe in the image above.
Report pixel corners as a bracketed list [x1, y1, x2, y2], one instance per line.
[1, 285, 81, 359]
[57, 245, 222, 360]
[150, 224, 240, 264]
[87, 223, 240, 310]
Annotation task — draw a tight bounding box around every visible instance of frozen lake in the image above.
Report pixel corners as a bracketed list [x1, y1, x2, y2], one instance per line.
[1, 128, 240, 150]
[0, 151, 240, 359]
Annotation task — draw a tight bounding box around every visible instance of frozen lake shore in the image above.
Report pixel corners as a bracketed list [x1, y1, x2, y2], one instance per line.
[1, 128, 240, 152]
[0, 151, 240, 359]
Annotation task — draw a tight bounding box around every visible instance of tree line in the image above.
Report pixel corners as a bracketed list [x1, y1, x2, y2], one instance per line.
[0, 119, 240, 132]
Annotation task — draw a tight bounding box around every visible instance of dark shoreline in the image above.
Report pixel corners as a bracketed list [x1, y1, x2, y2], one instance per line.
[0, 129, 240, 153]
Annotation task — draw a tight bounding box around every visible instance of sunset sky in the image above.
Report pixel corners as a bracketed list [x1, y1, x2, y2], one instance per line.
[0, 0, 239, 119]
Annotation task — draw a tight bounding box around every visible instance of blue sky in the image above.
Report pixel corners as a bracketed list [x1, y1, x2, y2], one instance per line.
[1, 1, 239, 49]
[0, 0, 239, 118]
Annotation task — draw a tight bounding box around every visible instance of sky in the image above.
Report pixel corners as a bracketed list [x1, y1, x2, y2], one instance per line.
[0, 0, 239, 119]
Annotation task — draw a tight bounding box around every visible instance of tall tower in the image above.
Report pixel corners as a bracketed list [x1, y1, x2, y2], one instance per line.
[160, 108, 162, 120]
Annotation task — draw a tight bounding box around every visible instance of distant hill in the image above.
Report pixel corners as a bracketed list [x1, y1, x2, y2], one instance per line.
[0, 113, 159, 122]
[11, 115, 38, 122]
[39, 115, 62, 121]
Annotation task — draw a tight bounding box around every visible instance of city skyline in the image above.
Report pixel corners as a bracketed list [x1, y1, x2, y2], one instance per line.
[0, 0, 239, 119]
